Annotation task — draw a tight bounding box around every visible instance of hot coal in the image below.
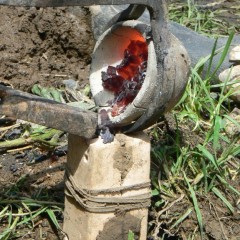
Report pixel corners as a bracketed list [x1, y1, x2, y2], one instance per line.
[101, 39, 148, 117]
[102, 66, 125, 94]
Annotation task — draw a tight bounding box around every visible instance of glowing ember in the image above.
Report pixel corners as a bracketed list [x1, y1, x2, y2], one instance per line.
[101, 39, 148, 117]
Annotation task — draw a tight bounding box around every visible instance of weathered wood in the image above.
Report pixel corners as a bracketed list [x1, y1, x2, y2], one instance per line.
[0, 85, 98, 139]
[63, 132, 151, 240]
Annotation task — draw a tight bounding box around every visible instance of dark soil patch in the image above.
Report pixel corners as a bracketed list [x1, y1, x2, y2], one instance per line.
[0, 6, 94, 239]
[169, 193, 240, 240]
[0, 6, 94, 91]
[0, 150, 66, 239]
[97, 213, 142, 240]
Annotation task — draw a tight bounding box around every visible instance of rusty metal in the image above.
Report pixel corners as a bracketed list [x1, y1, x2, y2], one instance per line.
[0, 85, 98, 139]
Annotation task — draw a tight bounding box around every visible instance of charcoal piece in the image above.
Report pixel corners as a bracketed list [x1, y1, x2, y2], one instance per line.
[101, 39, 148, 117]
[100, 127, 114, 144]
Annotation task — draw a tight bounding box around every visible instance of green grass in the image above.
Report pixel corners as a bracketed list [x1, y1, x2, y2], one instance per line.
[0, 194, 64, 239]
[168, 0, 240, 36]
[150, 31, 239, 240]
[149, 2, 240, 238]
[128, 230, 135, 240]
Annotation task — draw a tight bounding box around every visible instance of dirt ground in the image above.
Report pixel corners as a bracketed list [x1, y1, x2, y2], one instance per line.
[0, 1, 239, 240]
[0, 6, 94, 239]
[0, 6, 93, 91]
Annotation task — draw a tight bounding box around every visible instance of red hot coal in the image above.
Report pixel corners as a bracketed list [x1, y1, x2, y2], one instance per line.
[101, 39, 148, 117]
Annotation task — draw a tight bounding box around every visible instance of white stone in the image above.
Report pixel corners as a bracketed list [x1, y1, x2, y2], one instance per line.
[229, 45, 240, 62]
[225, 108, 240, 137]
[218, 65, 240, 103]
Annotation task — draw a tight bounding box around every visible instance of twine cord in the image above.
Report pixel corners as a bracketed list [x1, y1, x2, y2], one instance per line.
[64, 168, 151, 213]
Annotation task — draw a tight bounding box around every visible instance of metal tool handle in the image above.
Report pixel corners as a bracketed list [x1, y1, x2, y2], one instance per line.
[0, 85, 98, 138]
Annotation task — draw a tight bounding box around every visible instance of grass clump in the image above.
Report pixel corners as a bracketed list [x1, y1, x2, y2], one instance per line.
[0, 191, 64, 239]
[149, 33, 240, 239]
[169, 0, 240, 36]
[149, 5, 240, 238]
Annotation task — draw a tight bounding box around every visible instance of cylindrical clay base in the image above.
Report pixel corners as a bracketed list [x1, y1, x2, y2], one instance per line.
[63, 132, 151, 240]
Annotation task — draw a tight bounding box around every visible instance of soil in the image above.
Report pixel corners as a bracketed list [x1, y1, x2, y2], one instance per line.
[96, 213, 141, 240]
[0, 152, 66, 239]
[113, 134, 134, 181]
[168, 189, 240, 240]
[0, 5, 93, 239]
[0, 1, 239, 240]
[0, 6, 94, 91]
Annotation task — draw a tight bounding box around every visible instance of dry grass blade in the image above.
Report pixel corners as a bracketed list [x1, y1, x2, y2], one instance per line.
[170, 208, 193, 230]
[212, 187, 234, 213]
